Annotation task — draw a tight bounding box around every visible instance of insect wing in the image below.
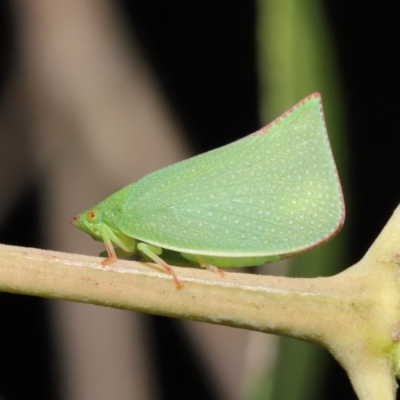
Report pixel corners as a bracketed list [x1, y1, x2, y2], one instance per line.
[115, 93, 344, 257]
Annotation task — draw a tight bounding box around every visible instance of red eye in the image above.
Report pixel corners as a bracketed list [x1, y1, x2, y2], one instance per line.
[86, 210, 97, 222]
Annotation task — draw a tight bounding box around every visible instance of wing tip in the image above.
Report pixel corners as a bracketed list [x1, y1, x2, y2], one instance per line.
[253, 92, 324, 137]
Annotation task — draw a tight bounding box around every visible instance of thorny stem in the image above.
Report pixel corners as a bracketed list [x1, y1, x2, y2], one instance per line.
[2, 205, 400, 399]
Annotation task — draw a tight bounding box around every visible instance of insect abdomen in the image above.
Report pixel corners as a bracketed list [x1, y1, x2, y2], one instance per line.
[181, 252, 281, 268]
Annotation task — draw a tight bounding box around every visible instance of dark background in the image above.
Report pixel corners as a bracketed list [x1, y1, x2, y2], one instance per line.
[0, 1, 398, 399]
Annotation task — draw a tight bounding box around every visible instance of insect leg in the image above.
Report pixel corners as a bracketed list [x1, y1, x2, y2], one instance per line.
[101, 236, 117, 265]
[194, 256, 225, 277]
[137, 243, 183, 289]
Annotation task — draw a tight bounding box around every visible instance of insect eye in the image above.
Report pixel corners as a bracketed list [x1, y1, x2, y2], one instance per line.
[86, 210, 98, 222]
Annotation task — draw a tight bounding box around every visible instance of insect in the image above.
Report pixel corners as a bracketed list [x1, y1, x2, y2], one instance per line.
[70, 93, 345, 289]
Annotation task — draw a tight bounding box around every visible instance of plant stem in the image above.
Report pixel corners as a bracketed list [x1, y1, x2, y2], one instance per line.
[2, 204, 400, 399]
[0, 242, 356, 335]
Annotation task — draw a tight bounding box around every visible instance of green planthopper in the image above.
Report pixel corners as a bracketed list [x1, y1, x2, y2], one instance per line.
[70, 93, 344, 288]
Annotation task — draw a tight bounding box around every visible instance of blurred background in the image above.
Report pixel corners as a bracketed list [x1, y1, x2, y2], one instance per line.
[0, 1, 398, 399]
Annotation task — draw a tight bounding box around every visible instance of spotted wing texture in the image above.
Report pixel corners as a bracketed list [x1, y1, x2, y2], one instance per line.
[113, 93, 344, 257]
